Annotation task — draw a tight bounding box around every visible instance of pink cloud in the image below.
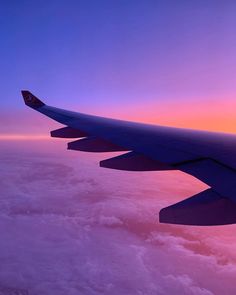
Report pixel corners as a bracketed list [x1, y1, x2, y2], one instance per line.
[0, 140, 235, 294]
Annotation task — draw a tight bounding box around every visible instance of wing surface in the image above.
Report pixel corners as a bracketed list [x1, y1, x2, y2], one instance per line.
[22, 91, 236, 226]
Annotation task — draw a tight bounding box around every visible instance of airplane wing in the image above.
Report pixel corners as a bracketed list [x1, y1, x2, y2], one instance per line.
[22, 90, 236, 226]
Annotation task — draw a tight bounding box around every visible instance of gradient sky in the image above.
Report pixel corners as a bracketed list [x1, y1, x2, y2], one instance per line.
[1, 0, 236, 135]
[1, 2, 236, 294]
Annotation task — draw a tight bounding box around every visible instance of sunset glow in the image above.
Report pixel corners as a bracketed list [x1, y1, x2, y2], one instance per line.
[1, 1, 236, 294]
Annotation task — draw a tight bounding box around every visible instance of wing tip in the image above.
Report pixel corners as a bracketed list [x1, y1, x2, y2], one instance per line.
[21, 90, 45, 108]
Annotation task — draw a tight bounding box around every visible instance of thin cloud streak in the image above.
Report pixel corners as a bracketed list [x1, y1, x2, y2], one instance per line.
[0, 135, 50, 140]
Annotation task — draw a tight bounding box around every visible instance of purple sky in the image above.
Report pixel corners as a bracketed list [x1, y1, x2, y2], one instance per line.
[1, 1, 236, 115]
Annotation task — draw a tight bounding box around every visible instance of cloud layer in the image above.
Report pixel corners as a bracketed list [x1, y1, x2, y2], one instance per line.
[0, 140, 236, 295]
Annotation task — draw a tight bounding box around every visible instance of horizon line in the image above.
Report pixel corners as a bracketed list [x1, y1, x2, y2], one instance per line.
[0, 134, 51, 140]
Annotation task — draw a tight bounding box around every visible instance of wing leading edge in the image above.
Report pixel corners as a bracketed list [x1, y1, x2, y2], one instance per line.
[22, 91, 236, 226]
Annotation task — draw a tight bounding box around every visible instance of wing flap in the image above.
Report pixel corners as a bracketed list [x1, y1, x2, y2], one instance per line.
[68, 137, 128, 153]
[100, 151, 175, 171]
[51, 127, 87, 138]
[160, 189, 236, 226]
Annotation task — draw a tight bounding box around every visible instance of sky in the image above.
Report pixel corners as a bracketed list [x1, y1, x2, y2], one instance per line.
[1, 1, 236, 294]
[1, 0, 236, 134]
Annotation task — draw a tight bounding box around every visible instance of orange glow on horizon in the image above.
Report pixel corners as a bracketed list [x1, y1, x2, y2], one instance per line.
[128, 113, 236, 134]
[2, 97, 236, 139]
[93, 97, 236, 134]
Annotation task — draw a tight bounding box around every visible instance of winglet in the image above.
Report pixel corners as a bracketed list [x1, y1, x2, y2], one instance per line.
[21, 90, 45, 108]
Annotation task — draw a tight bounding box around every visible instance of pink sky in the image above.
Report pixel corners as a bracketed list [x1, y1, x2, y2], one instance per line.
[1, 95, 236, 141]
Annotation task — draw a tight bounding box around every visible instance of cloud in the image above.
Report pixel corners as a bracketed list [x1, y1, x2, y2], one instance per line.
[0, 140, 235, 294]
